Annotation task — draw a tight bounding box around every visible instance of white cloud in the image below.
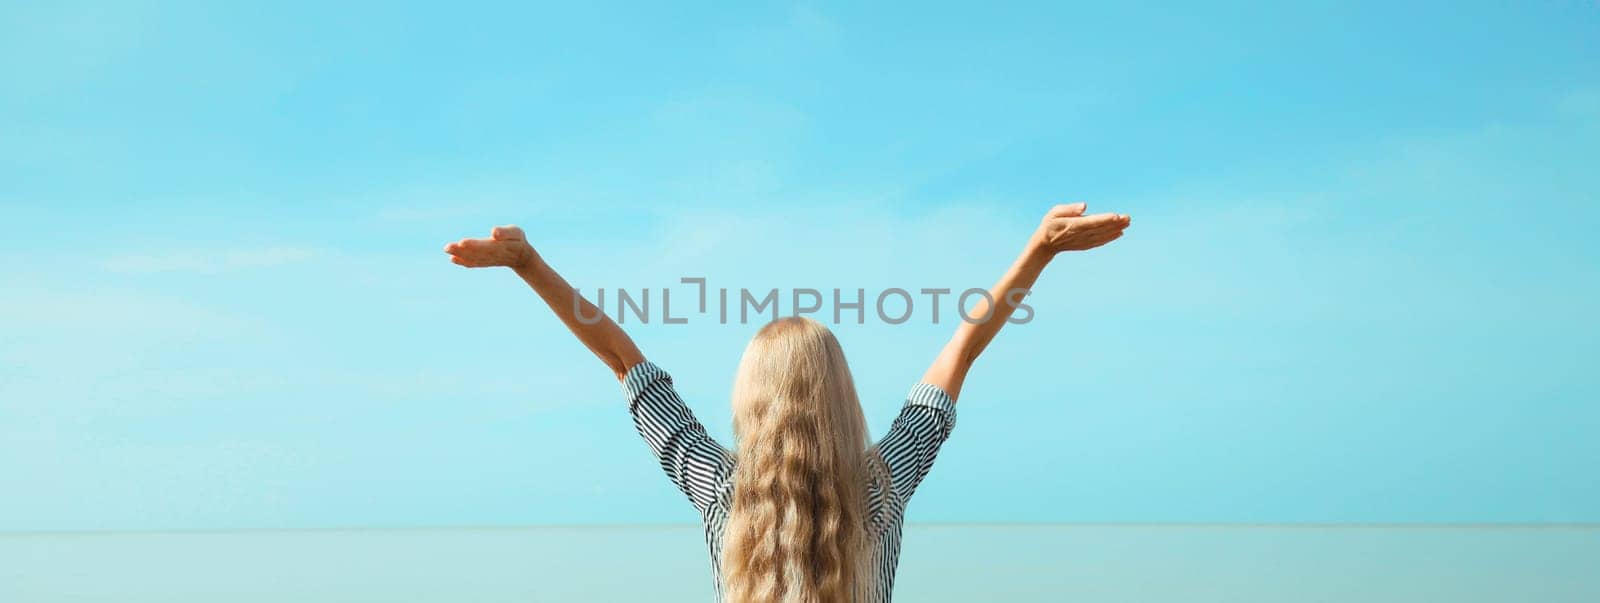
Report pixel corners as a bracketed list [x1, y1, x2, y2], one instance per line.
[1556, 87, 1600, 120]
[103, 246, 318, 274]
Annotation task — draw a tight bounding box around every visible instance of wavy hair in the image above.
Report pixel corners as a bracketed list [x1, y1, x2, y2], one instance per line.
[722, 316, 882, 602]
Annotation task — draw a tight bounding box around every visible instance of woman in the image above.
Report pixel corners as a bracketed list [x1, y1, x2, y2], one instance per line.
[444, 203, 1131, 602]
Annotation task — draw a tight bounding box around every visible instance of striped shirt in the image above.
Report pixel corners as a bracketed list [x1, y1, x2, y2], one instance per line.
[621, 361, 958, 602]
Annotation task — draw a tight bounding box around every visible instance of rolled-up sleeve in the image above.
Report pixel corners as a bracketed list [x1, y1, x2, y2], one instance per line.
[621, 361, 735, 514]
[874, 383, 958, 504]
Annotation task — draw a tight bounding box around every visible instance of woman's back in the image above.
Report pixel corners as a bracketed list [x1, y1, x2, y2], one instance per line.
[622, 360, 957, 602]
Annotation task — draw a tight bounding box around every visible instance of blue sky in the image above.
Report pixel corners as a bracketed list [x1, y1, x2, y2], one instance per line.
[2, 1, 1597, 531]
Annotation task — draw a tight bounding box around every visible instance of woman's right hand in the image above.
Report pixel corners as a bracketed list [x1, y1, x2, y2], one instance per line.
[444, 225, 539, 269]
[1029, 203, 1131, 256]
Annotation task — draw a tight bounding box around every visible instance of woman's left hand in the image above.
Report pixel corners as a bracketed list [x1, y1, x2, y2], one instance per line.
[444, 225, 537, 269]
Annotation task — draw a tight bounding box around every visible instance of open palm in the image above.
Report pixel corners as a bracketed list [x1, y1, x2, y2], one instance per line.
[444, 225, 535, 268]
[1033, 203, 1131, 254]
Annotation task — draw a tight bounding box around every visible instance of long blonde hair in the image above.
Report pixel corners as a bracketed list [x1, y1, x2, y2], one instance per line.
[722, 317, 880, 602]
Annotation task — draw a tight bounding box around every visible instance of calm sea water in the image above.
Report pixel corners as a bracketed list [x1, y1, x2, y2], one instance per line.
[2, 524, 1595, 602]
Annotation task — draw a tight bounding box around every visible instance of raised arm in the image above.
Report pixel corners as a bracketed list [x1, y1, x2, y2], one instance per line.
[444, 225, 644, 380]
[921, 203, 1130, 400]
